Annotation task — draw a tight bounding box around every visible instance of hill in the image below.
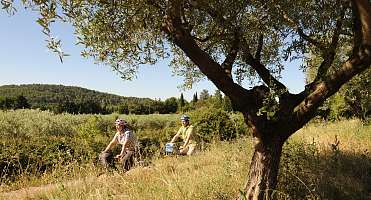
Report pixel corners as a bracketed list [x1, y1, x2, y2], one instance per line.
[0, 84, 152, 108]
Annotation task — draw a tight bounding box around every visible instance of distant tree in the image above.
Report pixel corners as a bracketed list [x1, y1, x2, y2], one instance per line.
[151, 100, 165, 114]
[65, 101, 78, 114]
[192, 92, 198, 103]
[199, 89, 210, 100]
[0, 97, 15, 110]
[0, 97, 6, 109]
[128, 103, 145, 114]
[54, 101, 77, 114]
[4, 0, 371, 198]
[179, 93, 185, 112]
[14, 95, 31, 109]
[164, 97, 178, 113]
[213, 90, 223, 108]
[118, 103, 129, 114]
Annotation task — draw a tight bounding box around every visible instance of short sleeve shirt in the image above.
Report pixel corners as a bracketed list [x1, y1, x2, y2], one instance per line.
[114, 128, 136, 151]
[177, 125, 198, 145]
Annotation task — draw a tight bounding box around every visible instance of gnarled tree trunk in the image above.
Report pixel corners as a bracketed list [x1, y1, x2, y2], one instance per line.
[241, 130, 285, 200]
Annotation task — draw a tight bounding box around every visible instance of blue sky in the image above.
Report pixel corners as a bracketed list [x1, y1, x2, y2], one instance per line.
[0, 8, 305, 101]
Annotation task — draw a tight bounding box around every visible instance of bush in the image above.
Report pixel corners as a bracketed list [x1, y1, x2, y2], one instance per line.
[191, 108, 239, 142]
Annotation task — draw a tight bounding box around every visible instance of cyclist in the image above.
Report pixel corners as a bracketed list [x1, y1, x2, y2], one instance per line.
[170, 115, 198, 155]
[100, 118, 137, 172]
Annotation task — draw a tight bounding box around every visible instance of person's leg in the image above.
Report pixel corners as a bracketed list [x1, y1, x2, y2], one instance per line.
[99, 151, 114, 169]
[186, 144, 196, 155]
[121, 151, 134, 172]
[179, 146, 189, 155]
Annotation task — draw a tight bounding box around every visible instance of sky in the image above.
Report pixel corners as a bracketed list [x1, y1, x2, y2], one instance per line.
[0, 7, 305, 101]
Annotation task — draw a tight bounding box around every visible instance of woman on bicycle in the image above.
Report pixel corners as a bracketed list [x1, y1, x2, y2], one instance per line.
[100, 118, 137, 172]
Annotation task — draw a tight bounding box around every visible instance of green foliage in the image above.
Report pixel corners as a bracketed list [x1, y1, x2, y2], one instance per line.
[223, 96, 233, 112]
[341, 68, 371, 120]
[178, 93, 185, 112]
[327, 93, 347, 121]
[191, 108, 245, 142]
[14, 95, 31, 109]
[163, 97, 178, 114]
[0, 95, 31, 110]
[192, 92, 198, 103]
[8, 0, 346, 83]
[199, 89, 210, 101]
[0, 110, 133, 185]
[0, 84, 124, 107]
[0, 109, 248, 185]
[229, 113, 251, 138]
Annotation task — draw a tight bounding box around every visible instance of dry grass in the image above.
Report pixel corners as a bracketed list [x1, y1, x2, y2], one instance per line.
[0, 138, 253, 200]
[292, 119, 370, 152]
[1, 119, 369, 200]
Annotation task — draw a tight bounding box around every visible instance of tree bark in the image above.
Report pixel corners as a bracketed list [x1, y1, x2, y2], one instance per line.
[241, 130, 285, 200]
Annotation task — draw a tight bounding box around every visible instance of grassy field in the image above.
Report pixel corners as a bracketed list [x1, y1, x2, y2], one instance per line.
[0, 110, 370, 199]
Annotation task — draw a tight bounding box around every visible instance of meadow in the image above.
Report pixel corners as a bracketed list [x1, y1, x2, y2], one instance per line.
[0, 109, 370, 199]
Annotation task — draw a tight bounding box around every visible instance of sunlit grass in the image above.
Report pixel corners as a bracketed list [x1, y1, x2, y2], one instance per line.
[292, 119, 370, 152]
[1, 116, 370, 200]
[1, 138, 253, 200]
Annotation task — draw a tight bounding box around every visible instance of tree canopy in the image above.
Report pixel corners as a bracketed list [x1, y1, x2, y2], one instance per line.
[3, 1, 368, 92]
[2, 0, 370, 199]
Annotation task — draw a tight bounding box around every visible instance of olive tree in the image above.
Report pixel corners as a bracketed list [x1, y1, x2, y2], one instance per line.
[3, 0, 370, 199]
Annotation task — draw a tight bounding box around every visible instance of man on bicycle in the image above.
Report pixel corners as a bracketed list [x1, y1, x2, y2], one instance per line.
[170, 115, 198, 155]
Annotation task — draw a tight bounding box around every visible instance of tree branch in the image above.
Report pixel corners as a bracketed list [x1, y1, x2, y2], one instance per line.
[290, 0, 371, 138]
[273, 3, 326, 51]
[221, 31, 240, 78]
[313, 6, 346, 82]
[240, 40, 287, 93]
[255, 34, 264, 61]
[162, 0, 256, 111]
[192, 1, 287, 93]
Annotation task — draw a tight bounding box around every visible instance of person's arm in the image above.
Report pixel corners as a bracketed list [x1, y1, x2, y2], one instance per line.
[170, 128, 181, 143]
[103, 133, 118, 152]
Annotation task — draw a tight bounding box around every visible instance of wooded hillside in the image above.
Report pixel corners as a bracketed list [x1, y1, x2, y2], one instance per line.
[0, 84, 148, 107]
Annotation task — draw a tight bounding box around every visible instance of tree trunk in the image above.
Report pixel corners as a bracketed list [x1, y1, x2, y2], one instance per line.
[241, 135, 285, 200]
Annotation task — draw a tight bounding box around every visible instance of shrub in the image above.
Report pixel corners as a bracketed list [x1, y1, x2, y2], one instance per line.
[191, 108, 239, 142]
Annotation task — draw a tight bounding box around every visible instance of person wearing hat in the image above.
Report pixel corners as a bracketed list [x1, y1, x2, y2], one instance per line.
[170, 115, 198, 155]
[100, 118, 137, 172]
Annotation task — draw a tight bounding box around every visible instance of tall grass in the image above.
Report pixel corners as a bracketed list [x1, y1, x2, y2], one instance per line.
[278, 119, 371, 200]
[1, 138, 253, 200]
[0, 110, 180, 189]
[0, 110, 370, 199]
